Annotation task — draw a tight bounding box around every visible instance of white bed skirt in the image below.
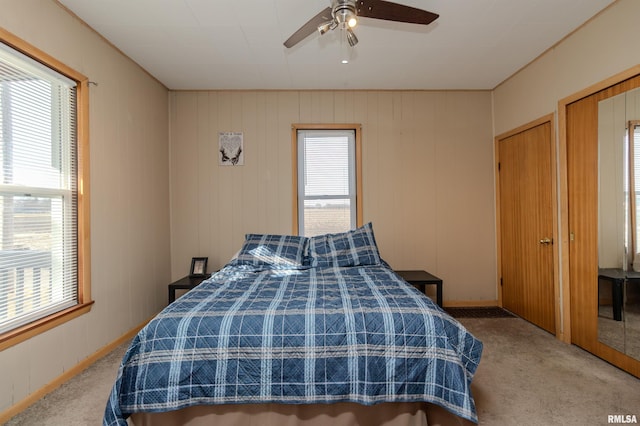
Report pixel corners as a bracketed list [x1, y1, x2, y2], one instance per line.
[129, 401, 474, 426]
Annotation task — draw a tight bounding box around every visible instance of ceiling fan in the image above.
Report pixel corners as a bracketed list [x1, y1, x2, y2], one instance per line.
[283, 0, 439, 48]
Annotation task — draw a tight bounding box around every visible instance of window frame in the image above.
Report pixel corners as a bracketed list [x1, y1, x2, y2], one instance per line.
[291, 123, 363, 236]
[0, 28, 92, 351]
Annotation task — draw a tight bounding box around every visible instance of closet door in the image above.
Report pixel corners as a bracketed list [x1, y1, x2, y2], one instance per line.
[566, 95, 599, 350]
[498, 120, 556, 334]
[566, 74, 640, 377]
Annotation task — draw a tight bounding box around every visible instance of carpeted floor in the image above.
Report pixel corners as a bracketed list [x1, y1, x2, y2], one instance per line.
[5, 316, 640, 425]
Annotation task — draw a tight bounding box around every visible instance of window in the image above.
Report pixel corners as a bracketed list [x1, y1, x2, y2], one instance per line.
[292, 124, 362, 236]
[0, 31, 91, 349]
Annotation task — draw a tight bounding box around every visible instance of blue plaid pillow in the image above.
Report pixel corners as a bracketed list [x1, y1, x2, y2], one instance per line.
[309, 222, 382, 267]
[230, 234, 309, 269]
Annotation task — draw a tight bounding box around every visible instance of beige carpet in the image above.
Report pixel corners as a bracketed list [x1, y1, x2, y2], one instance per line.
[5, 317, 640, 425]
[463, 318, 639, 425]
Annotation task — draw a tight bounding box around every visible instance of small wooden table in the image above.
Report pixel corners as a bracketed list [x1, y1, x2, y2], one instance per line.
[168, 274, 211, 304]
[395, 270, 443, 307]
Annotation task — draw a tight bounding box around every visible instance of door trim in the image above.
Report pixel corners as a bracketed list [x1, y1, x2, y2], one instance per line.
[495, 113, 561, 338]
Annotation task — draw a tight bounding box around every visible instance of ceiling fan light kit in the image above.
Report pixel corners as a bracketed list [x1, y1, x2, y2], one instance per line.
[317, 21, 335, 35]
[283, 0, 439, 50]
[333, 1, 358, 27]
[345, 27, 358, 47]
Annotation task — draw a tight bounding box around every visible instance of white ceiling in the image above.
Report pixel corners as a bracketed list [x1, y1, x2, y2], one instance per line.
[57, 0, 616, 91]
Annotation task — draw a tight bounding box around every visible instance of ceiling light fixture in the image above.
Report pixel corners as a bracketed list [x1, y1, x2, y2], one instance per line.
[334, 1, 358, 28]
[317, 21, 336, 35]
[345, 27, 358, 47]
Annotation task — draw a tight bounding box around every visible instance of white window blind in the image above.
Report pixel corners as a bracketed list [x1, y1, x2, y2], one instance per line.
[0, 42, 78, 334]
[297, 129, 356, 236]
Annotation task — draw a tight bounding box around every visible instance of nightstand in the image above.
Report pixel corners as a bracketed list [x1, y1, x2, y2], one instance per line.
[168, 274, 211, 304]
[395, 269, 443, 307]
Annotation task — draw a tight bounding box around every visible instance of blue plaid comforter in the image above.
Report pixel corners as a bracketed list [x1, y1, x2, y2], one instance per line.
[104, 264, 482, 425]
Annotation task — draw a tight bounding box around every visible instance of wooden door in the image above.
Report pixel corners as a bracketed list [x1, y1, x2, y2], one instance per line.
[498, 120, 556, 334]
[566, 95, 599, 350]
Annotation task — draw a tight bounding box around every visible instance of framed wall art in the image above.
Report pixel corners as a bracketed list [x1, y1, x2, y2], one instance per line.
[219, 132, 244, 166]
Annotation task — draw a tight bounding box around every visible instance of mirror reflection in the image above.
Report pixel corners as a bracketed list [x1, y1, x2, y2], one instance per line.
[598, 87, 640, 359]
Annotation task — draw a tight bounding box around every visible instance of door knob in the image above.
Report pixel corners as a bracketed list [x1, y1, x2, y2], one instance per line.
[539, 237, 553, 245]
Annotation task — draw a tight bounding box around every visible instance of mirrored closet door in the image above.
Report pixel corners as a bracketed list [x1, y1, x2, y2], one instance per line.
[565, 70, 640, 378]
[598, 88, 640, 360]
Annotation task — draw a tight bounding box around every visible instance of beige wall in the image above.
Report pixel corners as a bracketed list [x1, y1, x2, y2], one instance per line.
[0, 0, 170, 414]
[169, 90, 497, 303]
[493, 0, 640, 135]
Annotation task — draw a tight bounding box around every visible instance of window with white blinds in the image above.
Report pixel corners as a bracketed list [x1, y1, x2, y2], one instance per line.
[296, 129, 357, 236]
[0, 42, 78, 334]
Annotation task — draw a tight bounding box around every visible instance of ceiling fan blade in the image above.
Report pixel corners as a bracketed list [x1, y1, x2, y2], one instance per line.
[356, 0, 439, 25]
[284, 7, 333, 48]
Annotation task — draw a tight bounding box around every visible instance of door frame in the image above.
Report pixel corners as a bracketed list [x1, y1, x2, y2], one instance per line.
[495, 113, 561, 338]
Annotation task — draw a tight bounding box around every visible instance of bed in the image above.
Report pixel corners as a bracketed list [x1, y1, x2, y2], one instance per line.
[104, 223, 483, 426]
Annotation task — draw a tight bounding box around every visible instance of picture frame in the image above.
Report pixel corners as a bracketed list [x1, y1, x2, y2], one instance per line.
[189, 257, 208, 277]
[219, 132, 244, 166]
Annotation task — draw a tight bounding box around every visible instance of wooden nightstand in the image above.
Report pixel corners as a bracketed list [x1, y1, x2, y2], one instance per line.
[395, 270, 443, 308]
[168, 274, 211, 304]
